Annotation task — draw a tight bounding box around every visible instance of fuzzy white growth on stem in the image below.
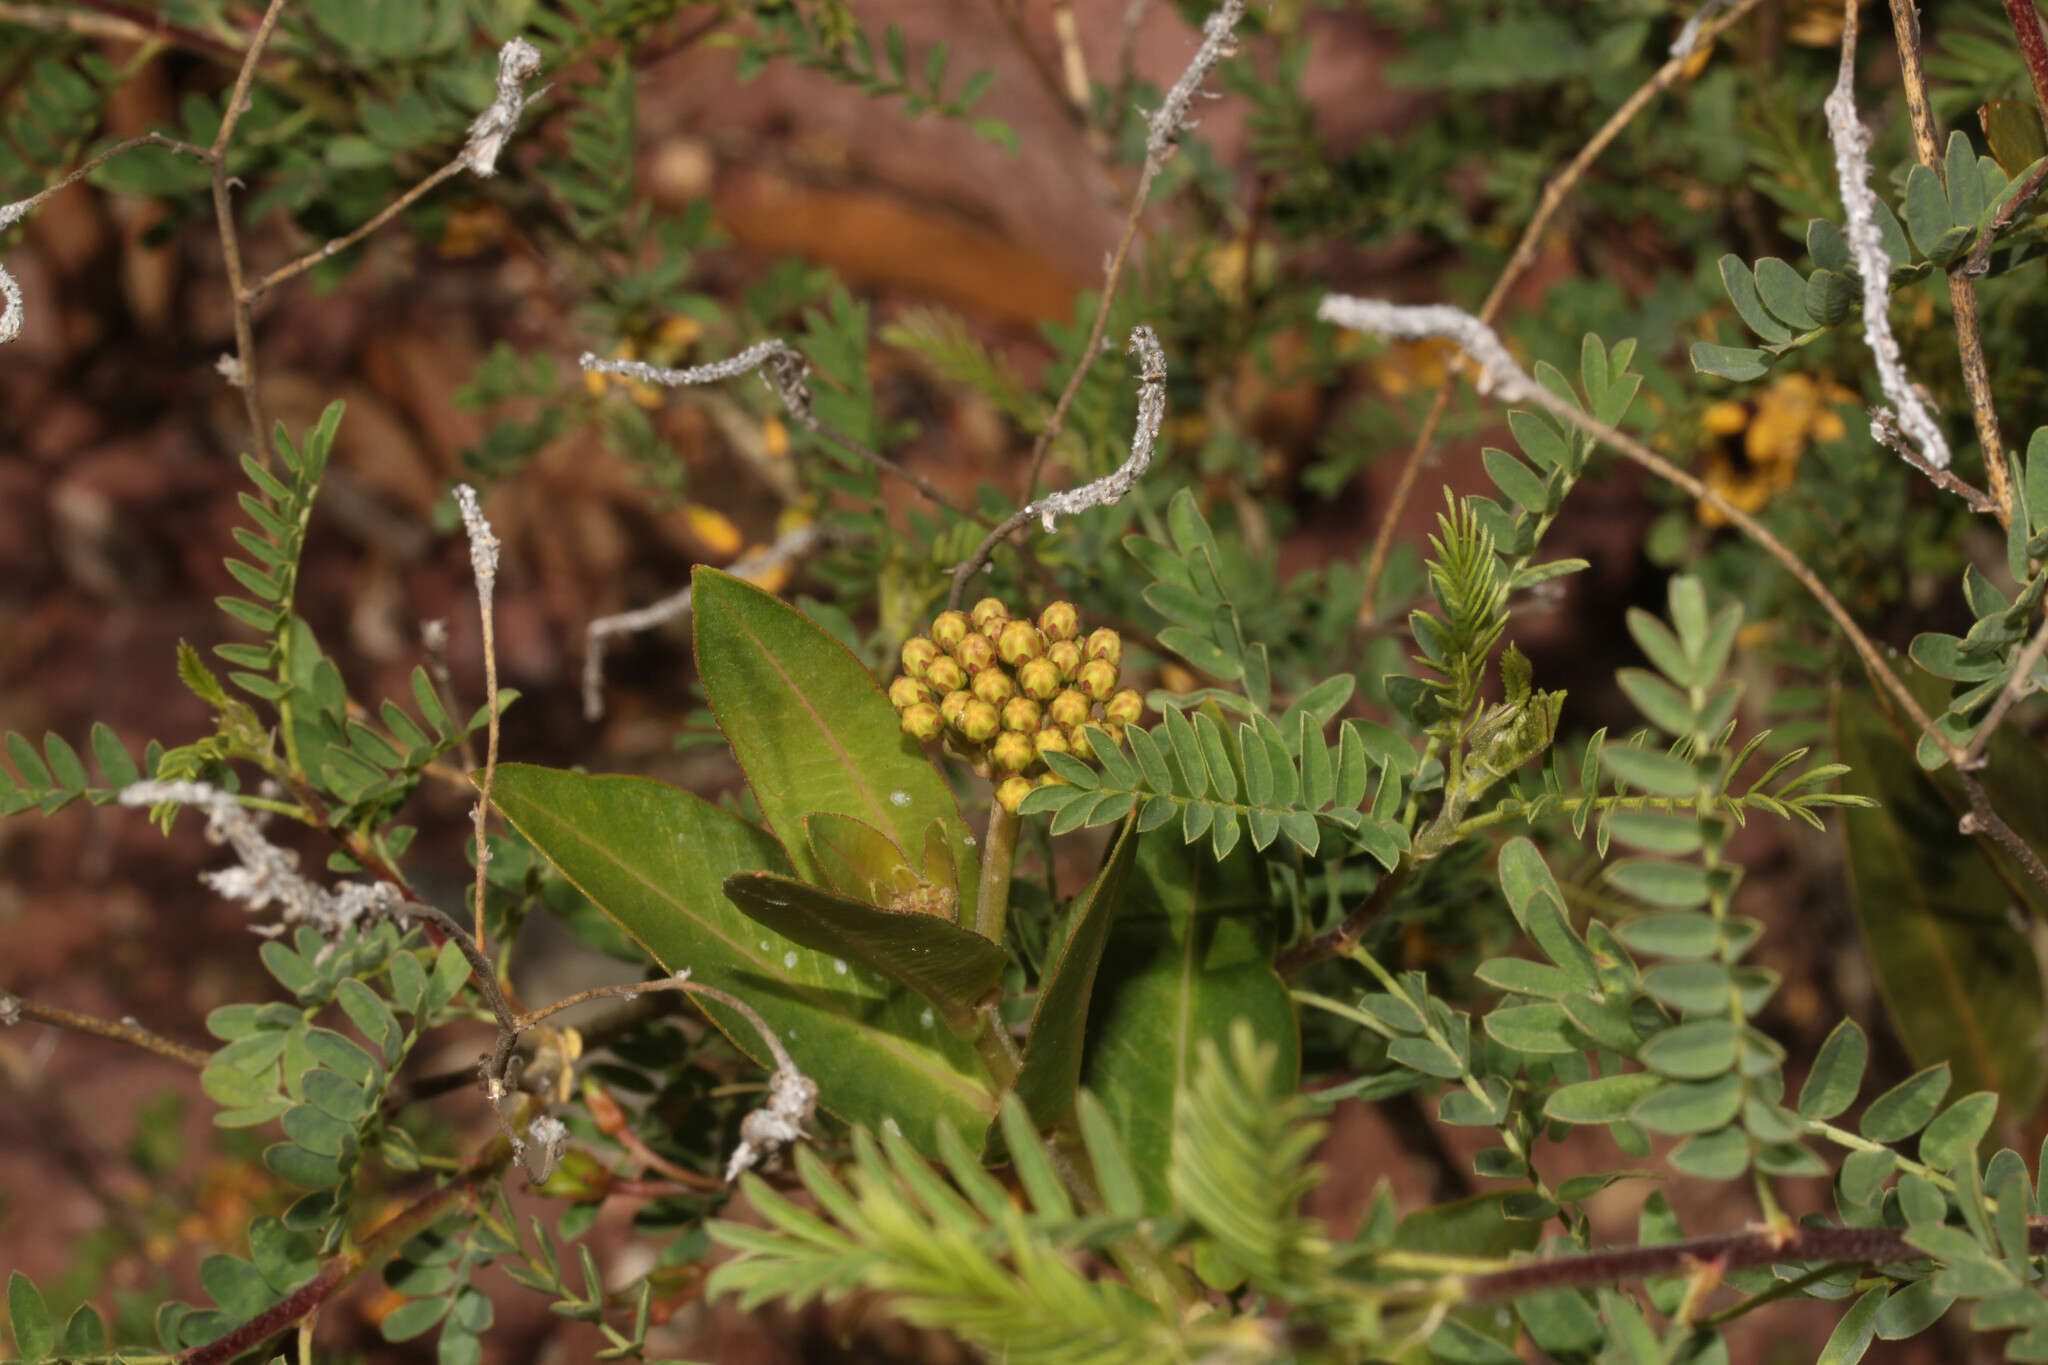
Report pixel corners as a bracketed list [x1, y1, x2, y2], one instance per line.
[118, 780, 406, 935]
[579, 339, 813, 420]
[453, 483, 500, 604]
[453, 483, 502, 949]
[1823, 19, 1950, 470]
[581, 520, 825, 721]
[1144, 0, 1245, 162]
[1315, 296, 1533, 401]
[1030, 326, 1167, 532]
[463, 38, 545, 178]
[0, 200, 25, 344]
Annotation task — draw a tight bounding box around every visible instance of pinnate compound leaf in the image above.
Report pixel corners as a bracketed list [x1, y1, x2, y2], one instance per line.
[491, 763, 995, 1154]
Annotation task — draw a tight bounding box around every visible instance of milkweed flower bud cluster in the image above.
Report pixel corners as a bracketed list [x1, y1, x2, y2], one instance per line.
[892, 598, 1145, 815]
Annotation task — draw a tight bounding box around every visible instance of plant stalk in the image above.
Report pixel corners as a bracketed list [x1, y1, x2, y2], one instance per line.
[974, 802, 1021, 944]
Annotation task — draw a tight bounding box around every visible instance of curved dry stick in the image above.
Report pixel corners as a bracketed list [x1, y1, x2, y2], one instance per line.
[1359, 0, 1769, 610]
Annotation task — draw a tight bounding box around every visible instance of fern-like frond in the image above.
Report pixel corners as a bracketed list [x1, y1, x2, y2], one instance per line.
[709, 1104, 1212, 1365]
[1170, 1021, 1331, 1296]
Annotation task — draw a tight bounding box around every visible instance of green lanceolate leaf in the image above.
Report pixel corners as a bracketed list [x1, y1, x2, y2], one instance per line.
[807, 812, 922, 907]
[1833, 689, 2046, 1118]
[490, 764, 994, 1153]
[693, 568, 983, 927]
[1014, 819, 1140, 1129]
[721, 871, 1004, 1034]
[1078, 825, 1297, 1215]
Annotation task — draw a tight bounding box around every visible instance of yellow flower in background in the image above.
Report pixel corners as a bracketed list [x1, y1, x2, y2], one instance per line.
[1787, 0, 1873, 48]
[1697, 373, 1855, 527]
[1370, 336, 1457, 397]
[683, 503, 744, 558]
[652, 314, 703, 355]
[762, 415, 790, 461]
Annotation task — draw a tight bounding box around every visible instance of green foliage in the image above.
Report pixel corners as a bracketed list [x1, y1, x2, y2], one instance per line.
[15, 3, 2048, 1362]
[736, 8, 1014, 152]
[1694, 132, 2046, 382]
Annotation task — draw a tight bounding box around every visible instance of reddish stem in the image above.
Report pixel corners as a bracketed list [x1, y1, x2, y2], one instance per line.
[2003, 0, 2048, 126]
[1463, 1219, 2048, 1302]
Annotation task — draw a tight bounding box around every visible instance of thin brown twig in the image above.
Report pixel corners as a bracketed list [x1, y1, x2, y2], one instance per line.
[2006, 0, 2048, 153]
[1, 132, 213, 219]
[1276, 860, 1412, 977]
[1513, 352, 2048, 891]
[1454, 1218, 2048, 1303]
[0, 991, 210, 1068]
[1962, 155, 2048, 279]
[1883, 0, 2012, 526]
[175, 1135, 508, 1365]
[209, 0, 292, 468]
[246, 158, 465, 300]
[509, 976, 702, 1033]
[0, 1, 237, 57]
[454, 487, 502, 949]
[1359, 0, 1769, 612]
[1869, 408, 1998, 514]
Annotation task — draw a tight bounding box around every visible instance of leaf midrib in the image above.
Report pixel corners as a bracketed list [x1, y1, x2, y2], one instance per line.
[498, 794, 995, 1113]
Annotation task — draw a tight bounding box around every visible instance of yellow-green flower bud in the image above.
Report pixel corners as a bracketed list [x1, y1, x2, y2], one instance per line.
[997, 619, 1044, 667]
[1083, 627, 1123, 667]
[1001, 696, 1043, 734]
[992, 731, 1035, 773]
[1036, 769, 1067, 787]
[1104, 688, 1145, 726]
[960, 698, 1000, 742]
[996, 774, 1035, 814]
[939, 689, 973, 730]
[970, 597, 1010, 635]
[1017, 657, 1062, 701]
[899, 702, 941, 741]
[955, 631, 997, 674]
[971, 667, 1015, 706]
[1077, 658, 1118, 701]
[925, 655, 967, 695]
[1046, 639, 1082, 679]
[930, 610, 970, 652]
[1038, 600, 1080, 642]
[888, 675, 930, 710]
[1067, 724, 1095, 761]
[901, 636, 939, 679]
[1034, 727, 1071, 760]
[1048, 688, 1091, 728]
